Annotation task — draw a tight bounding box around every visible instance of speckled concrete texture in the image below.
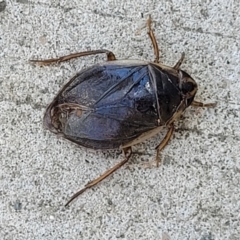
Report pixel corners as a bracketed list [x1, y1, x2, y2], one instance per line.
[1, 0, 239, 239]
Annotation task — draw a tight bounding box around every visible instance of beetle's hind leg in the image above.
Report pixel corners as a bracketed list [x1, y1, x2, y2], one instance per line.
[147, 15, 160, 63]
[30, 50, 116, 66]
[65, 147, 132, 206]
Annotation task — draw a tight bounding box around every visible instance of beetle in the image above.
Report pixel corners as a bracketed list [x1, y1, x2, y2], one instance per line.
[31, 16, 215, 206]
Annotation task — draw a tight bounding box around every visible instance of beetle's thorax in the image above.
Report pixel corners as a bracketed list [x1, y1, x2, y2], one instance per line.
[149, 63, 198, 125]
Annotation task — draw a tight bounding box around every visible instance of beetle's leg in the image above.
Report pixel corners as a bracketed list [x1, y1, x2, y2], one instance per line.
[173, 52, 185, 70]
[65, 147, 132, 206]
[147, 15, 160, 63]
[143, 124, 174, 168]
[30, 50, 116, 66]
[191, 100, 216, 107]
[155, 124, 174, 167]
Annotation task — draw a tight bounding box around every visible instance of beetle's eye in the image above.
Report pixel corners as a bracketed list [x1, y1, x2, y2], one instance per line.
[181, 82, 195, 95]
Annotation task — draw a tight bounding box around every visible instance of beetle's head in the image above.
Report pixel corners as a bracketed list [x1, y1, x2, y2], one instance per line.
[178, 70, 198, 107]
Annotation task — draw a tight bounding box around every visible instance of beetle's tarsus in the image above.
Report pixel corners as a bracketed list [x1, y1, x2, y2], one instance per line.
[65, 147, 132, 206]
[29, 59, 54, 66]
[30, 50, 116, 66]
[147, 15, 160, 63]
[173, 52, 185, 70]
[191, 100, 216, 108]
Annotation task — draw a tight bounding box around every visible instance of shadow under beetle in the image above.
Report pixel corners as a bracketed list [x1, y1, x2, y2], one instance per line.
[31, 16, 215, 206]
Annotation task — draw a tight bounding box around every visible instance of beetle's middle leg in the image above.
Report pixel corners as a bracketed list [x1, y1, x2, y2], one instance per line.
[30, 50, 116, 66]
[65, 147, 132, 206]
[154, 124, 174, 167]
[147, 15, 160, 63]
[143, 124, 174, 168]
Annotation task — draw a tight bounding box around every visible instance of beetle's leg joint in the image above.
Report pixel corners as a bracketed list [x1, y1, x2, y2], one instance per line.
[107, 51, 116, 61]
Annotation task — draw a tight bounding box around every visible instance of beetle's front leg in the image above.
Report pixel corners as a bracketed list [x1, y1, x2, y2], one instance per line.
[191, 100, 216, 108]
[65, 147, 132, 206]
[30, 49, 116, 66]
[173, 52, 185, 70]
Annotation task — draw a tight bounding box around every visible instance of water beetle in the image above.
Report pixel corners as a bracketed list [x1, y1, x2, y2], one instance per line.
[31, 16, 215, 206]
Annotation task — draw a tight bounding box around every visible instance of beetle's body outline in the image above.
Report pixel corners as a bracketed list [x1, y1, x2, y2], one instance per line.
[44, 60, 196, 150]
[31, 16, 215, 206]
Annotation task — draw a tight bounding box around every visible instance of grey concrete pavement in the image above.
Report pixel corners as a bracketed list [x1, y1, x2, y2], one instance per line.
[1, 0, 239, 239]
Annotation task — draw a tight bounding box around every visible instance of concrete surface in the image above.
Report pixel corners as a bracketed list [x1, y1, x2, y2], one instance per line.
[1, 0, 239, 239]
